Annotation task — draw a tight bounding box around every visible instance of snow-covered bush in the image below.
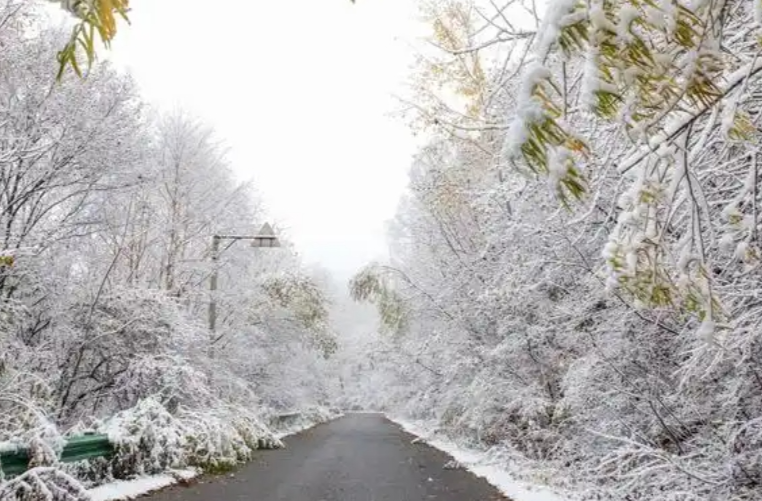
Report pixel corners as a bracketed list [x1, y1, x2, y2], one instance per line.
[181, 405, 281, 472]
[63, 397, 186, 485]
[64, 397, 285, 482]
[100, 398, 186, 478]
[0, 468, 89, 501]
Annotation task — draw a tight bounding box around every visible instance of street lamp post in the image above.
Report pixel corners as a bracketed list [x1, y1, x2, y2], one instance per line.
[208, 223, 280, 359]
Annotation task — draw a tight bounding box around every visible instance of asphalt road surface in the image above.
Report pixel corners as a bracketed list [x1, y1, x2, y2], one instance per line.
[141, 413, 508, 501]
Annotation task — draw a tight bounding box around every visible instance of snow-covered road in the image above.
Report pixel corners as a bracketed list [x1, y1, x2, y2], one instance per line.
[139, 413, 509, 501]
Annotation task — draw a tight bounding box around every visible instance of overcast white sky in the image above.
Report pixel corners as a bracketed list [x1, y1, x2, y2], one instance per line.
[105, 0, 423, 281]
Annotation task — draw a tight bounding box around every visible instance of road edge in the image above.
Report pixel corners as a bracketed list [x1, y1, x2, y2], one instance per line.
[384, 414, 572, 501]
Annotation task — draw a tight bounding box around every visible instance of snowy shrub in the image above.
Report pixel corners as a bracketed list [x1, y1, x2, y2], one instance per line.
[106, 398, 186, 477]
[69, 397, 187, 481]
[0, 468, 89, 501]
[0, 402, 69, 484]
[180, 406, 281, 473]
[62, 398, 290, 484]
[0, 419, 65, 471]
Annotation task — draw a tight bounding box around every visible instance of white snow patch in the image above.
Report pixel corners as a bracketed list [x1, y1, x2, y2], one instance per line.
[0, 441, 20, 453]
[503, 62, 552, 158]
[88, 469, 198, 501]
[536, 0, 578, 58]
[388, 416, 570, 501]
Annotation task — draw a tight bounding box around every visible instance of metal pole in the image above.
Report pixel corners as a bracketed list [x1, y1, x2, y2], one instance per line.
[206, 227, 277, 365]
[208, 235, 220, 360]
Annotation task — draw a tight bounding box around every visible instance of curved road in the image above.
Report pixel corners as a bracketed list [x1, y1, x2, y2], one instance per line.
[142, 413, 508, 501]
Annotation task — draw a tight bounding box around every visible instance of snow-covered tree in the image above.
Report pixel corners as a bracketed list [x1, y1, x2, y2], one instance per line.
[0, 2, 343, 492]
[350, 0, 762, 499]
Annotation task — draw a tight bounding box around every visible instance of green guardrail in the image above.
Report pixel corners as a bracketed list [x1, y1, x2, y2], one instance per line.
[0, 434, 113, 478]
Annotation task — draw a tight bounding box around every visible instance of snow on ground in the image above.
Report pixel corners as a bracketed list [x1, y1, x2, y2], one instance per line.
[388, 416, 571, 501]
[88, 469, 198, 501]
